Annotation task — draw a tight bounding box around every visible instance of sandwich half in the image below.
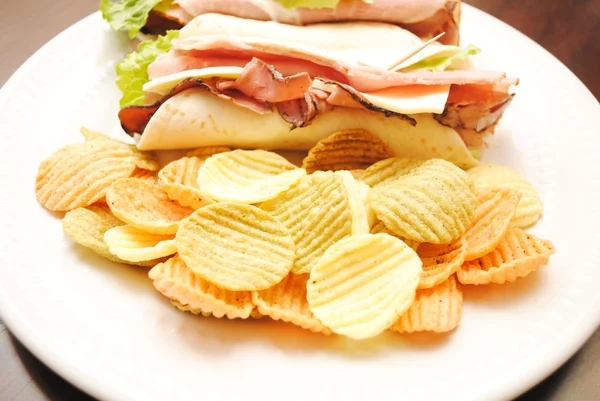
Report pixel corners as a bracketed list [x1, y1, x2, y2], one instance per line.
[116, 13, 517, 168]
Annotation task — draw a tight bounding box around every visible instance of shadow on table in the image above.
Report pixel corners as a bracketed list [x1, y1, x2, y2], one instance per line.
[9, 334, 96, 401]
[515, 358, 575, 401]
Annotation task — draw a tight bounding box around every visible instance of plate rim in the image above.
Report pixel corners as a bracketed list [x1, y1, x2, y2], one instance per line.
[0, 5, 599, 401]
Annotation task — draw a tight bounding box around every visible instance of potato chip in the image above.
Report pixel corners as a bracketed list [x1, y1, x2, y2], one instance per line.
[334, 170, 370, 235]
[307, 233, 422, 340]
[463, 188, 521, 261]
[79, 126, 113, 142]
[360, 157, 425, 187]
[149, 256, 254, 319]
[104, 225, 176, 262]
[467, 163, 543, 228]
[457, 228, 555, 285]
[417, 238, 466, 289]
[301, 129, 393, 174]
[176, 203, 295, 291]
[80, 126, 160, 171]
[158, 157, 213, 209]
[349, 169, 365, 180]
[390, 276, 462, 333]
[197, 149, 306, 204]
[36, 140, 135, 211]
[130, 168, 156, 184]
[369, 220, 420, 251]
[367, 159, 477, 244]
[185, 146, 232, 158]
[106, 178, 194, 234]
[62, 205, 161, 267]
[260, 171, 357, 274]
[253, 274, 331, 334]
[169, 300, 212, 317]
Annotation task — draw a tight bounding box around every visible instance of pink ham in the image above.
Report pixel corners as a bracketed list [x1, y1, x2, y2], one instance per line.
[174, 0, 460, 45]
[276, 90, 331, 128]
[227, 58, 313, 102]
[164, 37, 515, 91]
[148, 52, 347, 83]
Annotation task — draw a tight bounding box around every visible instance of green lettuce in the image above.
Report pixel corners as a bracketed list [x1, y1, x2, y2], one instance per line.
[405, 44, 481, 72]
[100, 0, 162, 38]
[275, 0, 373, 9]
[115, 30, 179, 107]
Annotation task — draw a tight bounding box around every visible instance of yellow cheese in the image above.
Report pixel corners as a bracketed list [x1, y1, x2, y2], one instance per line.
[142, 67, 244, 95]
[312, 79, 450, 115]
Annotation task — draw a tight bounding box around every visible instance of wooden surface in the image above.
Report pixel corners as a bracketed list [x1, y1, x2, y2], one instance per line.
[0, 1, 599, 400]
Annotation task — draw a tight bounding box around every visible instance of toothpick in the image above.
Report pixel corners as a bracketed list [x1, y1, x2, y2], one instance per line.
[210, 19, 233, 36]
[388, 32, 446, 72]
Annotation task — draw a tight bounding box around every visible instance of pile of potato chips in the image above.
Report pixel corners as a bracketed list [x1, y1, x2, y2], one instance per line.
[35, 128, 555, 340]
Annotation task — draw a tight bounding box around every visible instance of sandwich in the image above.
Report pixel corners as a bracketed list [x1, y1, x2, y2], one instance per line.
[102, 0, 462, 45]
[102, 2, 518, 169]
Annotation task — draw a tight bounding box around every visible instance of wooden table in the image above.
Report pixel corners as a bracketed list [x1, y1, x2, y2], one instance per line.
[1, 1, 598, 400]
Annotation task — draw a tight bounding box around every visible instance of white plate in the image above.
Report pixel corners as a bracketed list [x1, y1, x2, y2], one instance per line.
[0, 5, 598, 401]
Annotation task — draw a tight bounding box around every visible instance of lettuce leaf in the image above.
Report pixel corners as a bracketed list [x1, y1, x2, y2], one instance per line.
[405, 44, 481, 72]
[100, 0, 162, 38]
[115, 30, 179, 108]
[274, 0, 373, 9]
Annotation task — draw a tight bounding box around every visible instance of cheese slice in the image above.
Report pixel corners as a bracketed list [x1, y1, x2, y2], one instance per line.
[312, 79, 450, 115]
[142, 67, 244, 95]
[361, 85, 451, 114]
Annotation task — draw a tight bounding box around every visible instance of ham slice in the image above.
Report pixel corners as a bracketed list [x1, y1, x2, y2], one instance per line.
[171, 36, 515, 92]
[276, 91, 331, 128]
[231, 58, 313, 102]
[145, 4, 193, 33]
[174, 0, 460, 45]
[148, 51, 347, 83]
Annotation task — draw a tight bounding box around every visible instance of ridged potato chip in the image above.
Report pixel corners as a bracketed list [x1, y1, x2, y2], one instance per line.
[130, 168, 156, 184]
[367, 159, 477, 244]
[197, 149, 306, 204]
[301, 129, 393, 174]
[360, 157, 425, 187]
[177, 203, 295, 291]
[467, 163, 543, 227]
[185, 146, 232, 158]
[253, 274, 331, 334]
[370, 220, 420, 251]
[149, 256, 253, 319]
[104, 225, 176, 262]
[349, 169, 365, 180]
[80, 126, 160, 171]
[463, 188, 521, 261]
[107, 178, 194, 234]
[307, 233, 422, 340]
[62, 205, 161, 267]
[390, 275, 462, 333]
[36, 140, 135, 211]
[260, 171, 359, 274]
[417, 238, 466, 289]
[170, 300, 212, 317]
[158, 157, 212, 209]
[457, 228, 555, 285]
[334, 170, 370, 235]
